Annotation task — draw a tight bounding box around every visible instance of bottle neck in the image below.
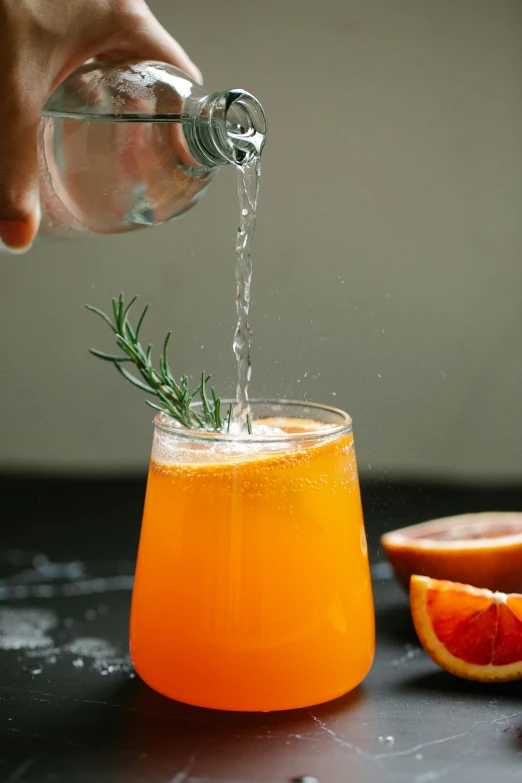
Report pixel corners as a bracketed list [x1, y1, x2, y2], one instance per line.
[187, 89, 266, 168]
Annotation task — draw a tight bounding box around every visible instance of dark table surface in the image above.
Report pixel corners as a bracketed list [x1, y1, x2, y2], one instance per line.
[1, 474, 521, 783]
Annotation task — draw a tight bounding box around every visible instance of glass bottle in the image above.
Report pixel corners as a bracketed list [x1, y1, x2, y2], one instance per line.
[37, 60, 266, 238]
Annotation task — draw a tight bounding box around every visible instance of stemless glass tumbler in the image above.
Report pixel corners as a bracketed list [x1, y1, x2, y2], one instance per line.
[130, 401, 375, 711]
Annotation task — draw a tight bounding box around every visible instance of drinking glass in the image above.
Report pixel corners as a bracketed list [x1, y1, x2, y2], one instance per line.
[130, 400, 375, 711]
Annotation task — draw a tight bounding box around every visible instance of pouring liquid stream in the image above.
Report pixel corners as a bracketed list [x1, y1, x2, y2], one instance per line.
[232, 157, 261, 430]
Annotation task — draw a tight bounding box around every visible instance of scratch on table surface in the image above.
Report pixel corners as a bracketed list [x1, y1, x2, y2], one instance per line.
[309, 714, 481, 766]
[1, 755, 39, 783]
[371, 731, 471, 760]
[475, 709, 522, 727]
[0, 684, 207, 725]
[252, 732, 308, 741]
[169, 755, 195, 783]
[309, 713, 368, 758]
[6, 727, 43, 740]
[309, 705, 522, 766]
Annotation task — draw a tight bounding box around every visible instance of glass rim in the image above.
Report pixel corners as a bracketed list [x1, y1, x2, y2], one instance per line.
[153, 398, 352, 444]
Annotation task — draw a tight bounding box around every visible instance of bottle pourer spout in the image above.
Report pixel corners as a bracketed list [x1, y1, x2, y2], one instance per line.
[224, 91, 266, 161]
[189, 89, 267, 167]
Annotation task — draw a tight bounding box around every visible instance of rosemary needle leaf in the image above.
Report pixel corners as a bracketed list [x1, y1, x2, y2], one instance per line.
[87, 294, 233, 432]
[192, 410, 206, 428]
[200, 372, 210, 415]
[115, 363, 157, 395]
[168, 376, 183, 401]
[123, 295, 138, 320]
[145, 400, 169, 414]
[212, 388, 221, 429]
[111, 296, 121, 326]
[84, 305, 117, 333]
[135, 304, 150, 340]
[89, 349, 130, 363]
[124, 319, 136, 342]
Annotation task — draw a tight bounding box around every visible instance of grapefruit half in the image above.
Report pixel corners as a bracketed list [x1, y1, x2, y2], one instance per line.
[381, 512, 522, 593]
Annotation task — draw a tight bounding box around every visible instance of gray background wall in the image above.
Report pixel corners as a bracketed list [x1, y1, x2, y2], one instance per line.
[0, 0, 521, 480]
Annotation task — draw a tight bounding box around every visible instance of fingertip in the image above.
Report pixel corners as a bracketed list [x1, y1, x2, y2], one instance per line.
[0, 221, 33, 252]
[0, 237, 32, 255]
[0, 205, 40, 253]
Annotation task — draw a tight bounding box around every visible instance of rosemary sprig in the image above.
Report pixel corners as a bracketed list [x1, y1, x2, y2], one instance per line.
[86, 293, 231, 431]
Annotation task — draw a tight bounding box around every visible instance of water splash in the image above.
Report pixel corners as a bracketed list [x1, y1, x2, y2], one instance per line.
[0, 608, 57, 650]
[64, 637, 133, 675]
[0, 555, 135, 677]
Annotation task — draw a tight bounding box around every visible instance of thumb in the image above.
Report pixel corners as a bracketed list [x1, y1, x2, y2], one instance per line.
[0, 86, 43, 253]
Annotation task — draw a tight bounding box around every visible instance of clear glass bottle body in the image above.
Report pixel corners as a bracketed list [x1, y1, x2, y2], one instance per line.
[38, 61, 266, 238]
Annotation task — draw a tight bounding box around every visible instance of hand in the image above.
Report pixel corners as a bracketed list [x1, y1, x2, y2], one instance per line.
[0, 0, 202, 251]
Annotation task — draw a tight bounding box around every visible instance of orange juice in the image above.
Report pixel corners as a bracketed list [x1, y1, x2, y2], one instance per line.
[130, 402, 374, 711]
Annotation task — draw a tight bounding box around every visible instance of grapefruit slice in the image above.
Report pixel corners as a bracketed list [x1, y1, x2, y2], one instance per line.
[381, 512, 522, 593]
[410, 575, 522, 682]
